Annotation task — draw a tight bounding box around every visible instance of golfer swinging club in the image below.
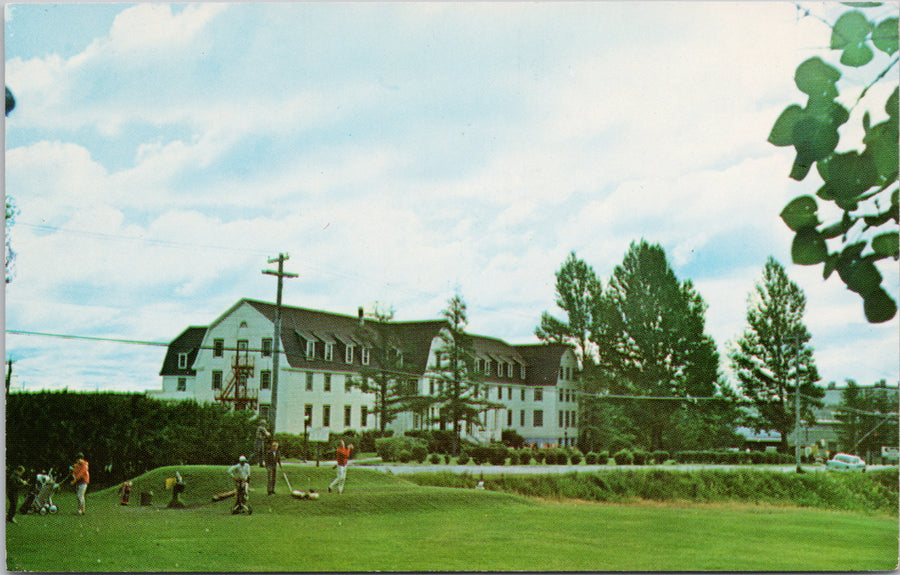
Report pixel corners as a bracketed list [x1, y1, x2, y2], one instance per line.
[328, 439, 353, 494]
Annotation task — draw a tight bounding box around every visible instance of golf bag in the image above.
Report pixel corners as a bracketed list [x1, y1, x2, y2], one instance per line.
[22, 473, 59, 515]
[231, 479, 252, 515]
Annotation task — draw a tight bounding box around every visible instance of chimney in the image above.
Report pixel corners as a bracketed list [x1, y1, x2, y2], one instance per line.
[358, 306, 365, 326]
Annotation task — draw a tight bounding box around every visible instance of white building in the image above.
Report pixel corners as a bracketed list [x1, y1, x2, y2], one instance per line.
[151, 298, 580, 446]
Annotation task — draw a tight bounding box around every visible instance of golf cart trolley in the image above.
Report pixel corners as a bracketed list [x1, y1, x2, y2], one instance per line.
[20, 471, 60, 515]
[232, 479, 252, 515]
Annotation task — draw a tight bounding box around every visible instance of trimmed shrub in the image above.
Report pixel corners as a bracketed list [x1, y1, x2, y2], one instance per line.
[397, 450, 413, 463]
[570, 452, 583, 465]
[613, 449, 634, 466]
[429, 453, 442, 464]
[411, 444, 428, 464]
[501, 428, 526, 449]
[488, 445, 509, 466]
[518, 450, 532, 465]
[456, 452, 470, 465]
[652, 450, 669, 464]
[556, 450, 569, 465]
[533, 450, 546, 464]
[375, 436, 426, 462]
[584, 452, 598, 465]
[633, 450, 651, 465]
[598, 450, 610, 465]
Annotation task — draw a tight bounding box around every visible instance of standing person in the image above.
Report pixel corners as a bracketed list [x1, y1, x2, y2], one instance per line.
[328, 440, 353, 494]
[228, 455, 251, 514]
[265, 440, 281, 495]
[254, 420, 271, 467]
[7, 465, 27, 523]
[71, 453, 89, 515]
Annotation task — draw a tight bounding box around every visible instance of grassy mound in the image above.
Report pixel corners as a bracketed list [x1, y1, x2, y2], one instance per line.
[91, 464, 531, 516]
[404, 468, 899, 514]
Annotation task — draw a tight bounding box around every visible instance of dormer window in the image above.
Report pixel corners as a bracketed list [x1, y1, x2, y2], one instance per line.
[345, 344, 355, 364]
[178, 353, 188, 369]
[325, 342, 334, 361]
[362, 347, 371, 365]
[306, 340, 316, 359]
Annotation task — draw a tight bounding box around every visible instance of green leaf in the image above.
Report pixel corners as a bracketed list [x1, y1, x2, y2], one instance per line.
[832, 10, 873, 48]
[816, 151, 879, 201]
[863, 286, 897, 323]
[887, 88, 898, 121]
[768, 105, 803, 146]
[820, 212, 857, 239]
[873, 17, 899, 55]
[823, 252, 841, 279]
[792, 229, 828, 265]
[794, 57, 841, 98]
[839, 258, 883, 294]
[872, 231, 900, 257]
[863, 119, 899, 180]
[840, 41, 875, 66]
[780, 196, 820, 231]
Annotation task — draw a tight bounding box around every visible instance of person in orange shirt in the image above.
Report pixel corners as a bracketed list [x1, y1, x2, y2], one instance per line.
[71, 453, 89, 515]
[328, 440, 353, 494]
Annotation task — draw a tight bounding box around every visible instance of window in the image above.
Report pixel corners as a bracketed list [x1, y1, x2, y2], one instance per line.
[498, 386, 503, 400]
[429, 379, 435, 395]
[212, 371, 223, 390]
[559, 410, 564, 428]
[520, 410, 525, 427]
[521, 388, 526, 401]
[506, 363, 512, 377]
[520, 365, 526, 380]
[478, 358, 485, 373]
[260, 370, 271, 390]
[345, 377, 352, 393]
[362, 347, 371, 365]
[344, 405, 352, 427]
[178, 353, 188, 369]
[564, 410, 570, 428]
[507, 409, 513, 427]
[507, 387, 512, 400]
[304, 404, 313, 427]
[360, 406, 368, 428]
[324, 373, 331, 392]
[559, 390, 564, 402]
[533, 410, 543, 427]
[237, 339, 249, 354]
[345, 345, 355, 364]
[177, 377, 186, 391]
[325, 342, 334, 361]
[214, 339, 224, 357]
[322, 405, 331, 428]
[485, 360, 492, 376]
[306, 372, 314, 391]
[571, 411, 576, 428]
[534, 388, 543, 402]
[262, 338, 273, 357]
[306, 340, 316, 359]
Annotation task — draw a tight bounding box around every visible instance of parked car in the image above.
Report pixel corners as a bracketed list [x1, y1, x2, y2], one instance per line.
[826, 453, 866, 472]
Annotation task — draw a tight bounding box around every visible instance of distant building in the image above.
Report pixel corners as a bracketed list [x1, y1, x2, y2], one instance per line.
[151, 298, 580, 446]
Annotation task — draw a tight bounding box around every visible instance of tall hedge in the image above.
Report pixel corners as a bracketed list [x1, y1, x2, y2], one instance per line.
[6, 391, 258, 488]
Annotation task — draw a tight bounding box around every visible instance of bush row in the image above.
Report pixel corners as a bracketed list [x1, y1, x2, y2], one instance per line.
[373, 443, 798, 466]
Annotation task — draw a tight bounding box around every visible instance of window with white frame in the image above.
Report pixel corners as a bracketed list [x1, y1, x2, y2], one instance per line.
[260, 370, 271, 390]
[325, 342, 334, 361]
[506, 362, 512, 377]
[322, 405, 330, 428]
[533, 410, 543, 427]
[178, 353, 188, 369]
[212, 371, 223, 390]
[485, 360, 492, 375]
[306, 372, 314, 391]
[306, 340, 316, 359]
[262, 338, 273, 357]
[345, 345, 355, 364]
[534, 387, 543, 401]
[324, 373, 331, 392]
[362, 347, 371, 365]
[177, 377, 186, 391]
[213, 339, 224, 357]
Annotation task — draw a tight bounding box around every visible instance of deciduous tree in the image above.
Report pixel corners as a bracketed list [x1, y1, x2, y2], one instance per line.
[592, 240, 721, 451]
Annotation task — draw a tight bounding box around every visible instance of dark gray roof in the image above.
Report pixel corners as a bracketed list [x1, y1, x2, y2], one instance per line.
[159, 326, 207, 376]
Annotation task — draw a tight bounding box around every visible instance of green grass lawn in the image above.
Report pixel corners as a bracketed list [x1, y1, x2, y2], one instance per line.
[6, 465, 898, 572]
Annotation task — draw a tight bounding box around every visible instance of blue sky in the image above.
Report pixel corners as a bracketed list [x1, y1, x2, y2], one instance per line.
[4, 1, 898, 393]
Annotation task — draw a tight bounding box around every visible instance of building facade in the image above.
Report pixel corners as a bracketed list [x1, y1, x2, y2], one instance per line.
[151, 298, 581, 447]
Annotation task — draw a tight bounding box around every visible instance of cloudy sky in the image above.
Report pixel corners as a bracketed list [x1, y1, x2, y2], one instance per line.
[4, 1, 898, 394]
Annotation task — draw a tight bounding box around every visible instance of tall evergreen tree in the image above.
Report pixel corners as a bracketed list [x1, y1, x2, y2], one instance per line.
[427, 294, 501, 454]
[836, 379, 898, 457]
[729, 257, 824, 453]
[347, 306, 417, 433]
[592, 240, 721, 451]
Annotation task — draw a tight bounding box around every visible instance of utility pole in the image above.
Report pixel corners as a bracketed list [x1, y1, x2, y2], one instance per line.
[262, 253, 298, 432]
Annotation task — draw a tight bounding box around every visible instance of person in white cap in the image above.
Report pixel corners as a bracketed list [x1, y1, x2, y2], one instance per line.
[227, 455, 252, 514]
